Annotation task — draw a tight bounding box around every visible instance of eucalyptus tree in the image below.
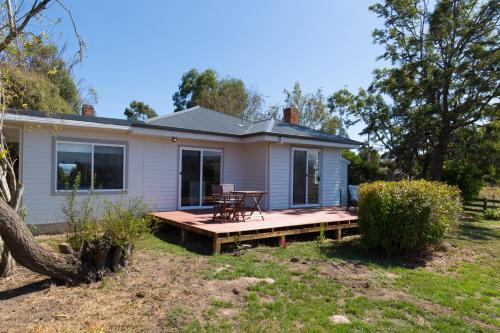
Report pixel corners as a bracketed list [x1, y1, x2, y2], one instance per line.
[329, 0, 499, 180]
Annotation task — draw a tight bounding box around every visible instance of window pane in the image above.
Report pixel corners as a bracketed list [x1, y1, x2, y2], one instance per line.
[57, 143, 92, 190]
[181, 150, 201, 206]
[94, 145, 125, 190]
[293, 150, 307, 205]
[202, 151, 222, 206]
[307, 151, 319, 204]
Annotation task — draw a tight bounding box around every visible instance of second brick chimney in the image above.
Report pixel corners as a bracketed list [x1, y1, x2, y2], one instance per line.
[82, 104, 95, 117]
[283, 107, 299, 125]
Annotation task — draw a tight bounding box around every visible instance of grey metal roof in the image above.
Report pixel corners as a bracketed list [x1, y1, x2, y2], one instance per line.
[7, 107, 362, 145]
[147, 106, 361, 145]
[6, 109, 137, 127]
[146, 106, 253, 135]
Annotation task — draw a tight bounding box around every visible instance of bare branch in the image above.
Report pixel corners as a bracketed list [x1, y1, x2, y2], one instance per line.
[55, 0, 85, 68]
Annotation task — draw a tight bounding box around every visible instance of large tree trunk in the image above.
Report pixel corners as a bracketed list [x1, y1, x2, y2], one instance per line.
[0, 198, 96, 283]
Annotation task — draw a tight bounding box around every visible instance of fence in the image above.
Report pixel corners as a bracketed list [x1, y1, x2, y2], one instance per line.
[463, 197, 499, 213]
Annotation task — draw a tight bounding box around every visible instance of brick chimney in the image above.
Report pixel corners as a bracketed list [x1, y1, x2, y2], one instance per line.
[82, 104, 95, 117]
[283, 107, 299, 125]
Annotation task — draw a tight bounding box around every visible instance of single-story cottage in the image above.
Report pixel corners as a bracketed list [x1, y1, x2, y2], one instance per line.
[3, 105, 361, 229]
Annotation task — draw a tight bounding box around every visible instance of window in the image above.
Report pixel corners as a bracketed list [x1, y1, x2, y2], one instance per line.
[56, 141, 125, 191]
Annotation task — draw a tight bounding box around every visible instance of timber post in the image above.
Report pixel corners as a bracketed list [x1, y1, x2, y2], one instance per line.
[213, 236, 221, 255]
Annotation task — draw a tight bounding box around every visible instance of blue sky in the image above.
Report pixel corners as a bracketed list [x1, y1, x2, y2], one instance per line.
[47, 0, 384, 142]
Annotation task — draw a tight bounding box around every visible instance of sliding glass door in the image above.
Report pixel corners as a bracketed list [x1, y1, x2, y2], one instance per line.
[292, 148, 320, 206]
[180, 148, 222, 208]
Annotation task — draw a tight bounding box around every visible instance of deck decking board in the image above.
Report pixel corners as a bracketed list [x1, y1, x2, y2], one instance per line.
[151, 206, 358, 254]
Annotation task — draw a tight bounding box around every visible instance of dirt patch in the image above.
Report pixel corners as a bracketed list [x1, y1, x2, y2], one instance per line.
[201, 277, 275, 304]
[0, 251, 207, 332]
[421, 242, 478, 272]
[0, 247, 279, 333]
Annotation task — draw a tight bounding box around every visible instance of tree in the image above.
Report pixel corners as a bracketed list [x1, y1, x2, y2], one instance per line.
[124, 100, 157, 121]
[342, 148, 399, 185]
[0, 0, 94, 282]
[172, 68, 264, 119]
[329, 0, 499, 180]
[272, 82, 346, 135]
[1, 30, 83, 114]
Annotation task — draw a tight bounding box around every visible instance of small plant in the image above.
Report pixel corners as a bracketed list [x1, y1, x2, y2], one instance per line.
[279, 238, 288, 248]
[483, 208, 500, 220]
[317, 223, 326, 243]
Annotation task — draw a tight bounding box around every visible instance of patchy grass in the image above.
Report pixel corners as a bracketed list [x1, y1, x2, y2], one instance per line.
[1, 217, 498, 332]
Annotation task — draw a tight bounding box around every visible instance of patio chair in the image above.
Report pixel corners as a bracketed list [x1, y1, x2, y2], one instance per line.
[211, 184, 244, 221]
[348, 185, 359, 212]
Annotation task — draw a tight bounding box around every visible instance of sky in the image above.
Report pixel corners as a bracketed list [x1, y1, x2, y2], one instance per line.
[45, 0, 385, 143]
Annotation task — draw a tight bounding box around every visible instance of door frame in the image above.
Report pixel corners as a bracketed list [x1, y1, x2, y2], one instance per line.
[178, 146, 223, 209]
[291, 147, 322, 208]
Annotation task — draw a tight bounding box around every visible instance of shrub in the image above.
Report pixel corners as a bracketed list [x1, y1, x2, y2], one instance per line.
[101, 197, 154, 248]
[61, 177, 155, 271]
[358, 180, 462, 255]
[483, 208, 500, 220]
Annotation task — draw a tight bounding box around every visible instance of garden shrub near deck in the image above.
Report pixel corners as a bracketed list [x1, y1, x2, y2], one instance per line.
[358, 180, 462, 255]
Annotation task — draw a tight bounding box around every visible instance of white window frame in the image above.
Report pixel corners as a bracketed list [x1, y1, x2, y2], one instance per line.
[178, 147, 223, 209]
[55, 140, 127, 192]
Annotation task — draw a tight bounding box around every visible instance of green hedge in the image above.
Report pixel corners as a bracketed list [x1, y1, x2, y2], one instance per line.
[358, 180, 462, 255]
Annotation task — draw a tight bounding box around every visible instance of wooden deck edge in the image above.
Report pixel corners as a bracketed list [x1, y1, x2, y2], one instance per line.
[216, 222, 358, 244]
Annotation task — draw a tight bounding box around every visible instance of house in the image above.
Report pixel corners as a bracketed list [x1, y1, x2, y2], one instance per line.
[3, 105, 360, 231]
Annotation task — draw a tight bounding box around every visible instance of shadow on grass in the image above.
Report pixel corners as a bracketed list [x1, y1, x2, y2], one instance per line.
[151, 224, 213, 255]
[317, 238, 429, 269]
[455, 222, 499, 241]
[0, 278, 52, 300]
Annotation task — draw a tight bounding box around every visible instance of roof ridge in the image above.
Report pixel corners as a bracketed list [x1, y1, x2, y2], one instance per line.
[146, 106, 202, 123]
[264, 118, 275, 132]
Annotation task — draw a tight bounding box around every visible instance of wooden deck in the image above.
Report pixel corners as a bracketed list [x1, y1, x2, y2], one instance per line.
[151, 206, 358, 254]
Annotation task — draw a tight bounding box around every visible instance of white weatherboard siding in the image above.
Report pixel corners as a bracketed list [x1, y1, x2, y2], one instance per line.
[322, 148, 342, 206]
[268, 143, 291, 209]
[19, 125, 347, 225]
[20, 130, 252, 224]
[339, 159, 349, 205]
[21, 126, 176, 225]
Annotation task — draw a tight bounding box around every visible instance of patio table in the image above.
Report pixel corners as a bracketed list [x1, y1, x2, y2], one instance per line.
[232, 190, 267, 221]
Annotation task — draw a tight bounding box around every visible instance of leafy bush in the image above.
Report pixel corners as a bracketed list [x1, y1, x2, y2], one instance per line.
[358, 180, 462, 255]
[101, 197, 154, 247]
[483, 208, 500, 220]
[61, 173, 154, 251]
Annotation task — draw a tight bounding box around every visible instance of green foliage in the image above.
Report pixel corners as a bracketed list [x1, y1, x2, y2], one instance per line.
[124, 100, 158, 121]
[269, 82, 346, 135]
[358, 180, 462, 254]
[101, 197, 154, 247]
[483, 208, 500, 220]
[172, 68, 264, 119]
[3, 66, 76, 114]
[2, 35, 82, 113]
[442, 160, 484, 202]
[342, 148, 398, 184]
[329, 0, 499, 180]
[61, 176, 153, 251]
[173, 68, 217, 111]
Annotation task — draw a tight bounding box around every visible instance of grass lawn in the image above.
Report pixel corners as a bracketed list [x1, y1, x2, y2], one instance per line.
[0, 216, 498, 332]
